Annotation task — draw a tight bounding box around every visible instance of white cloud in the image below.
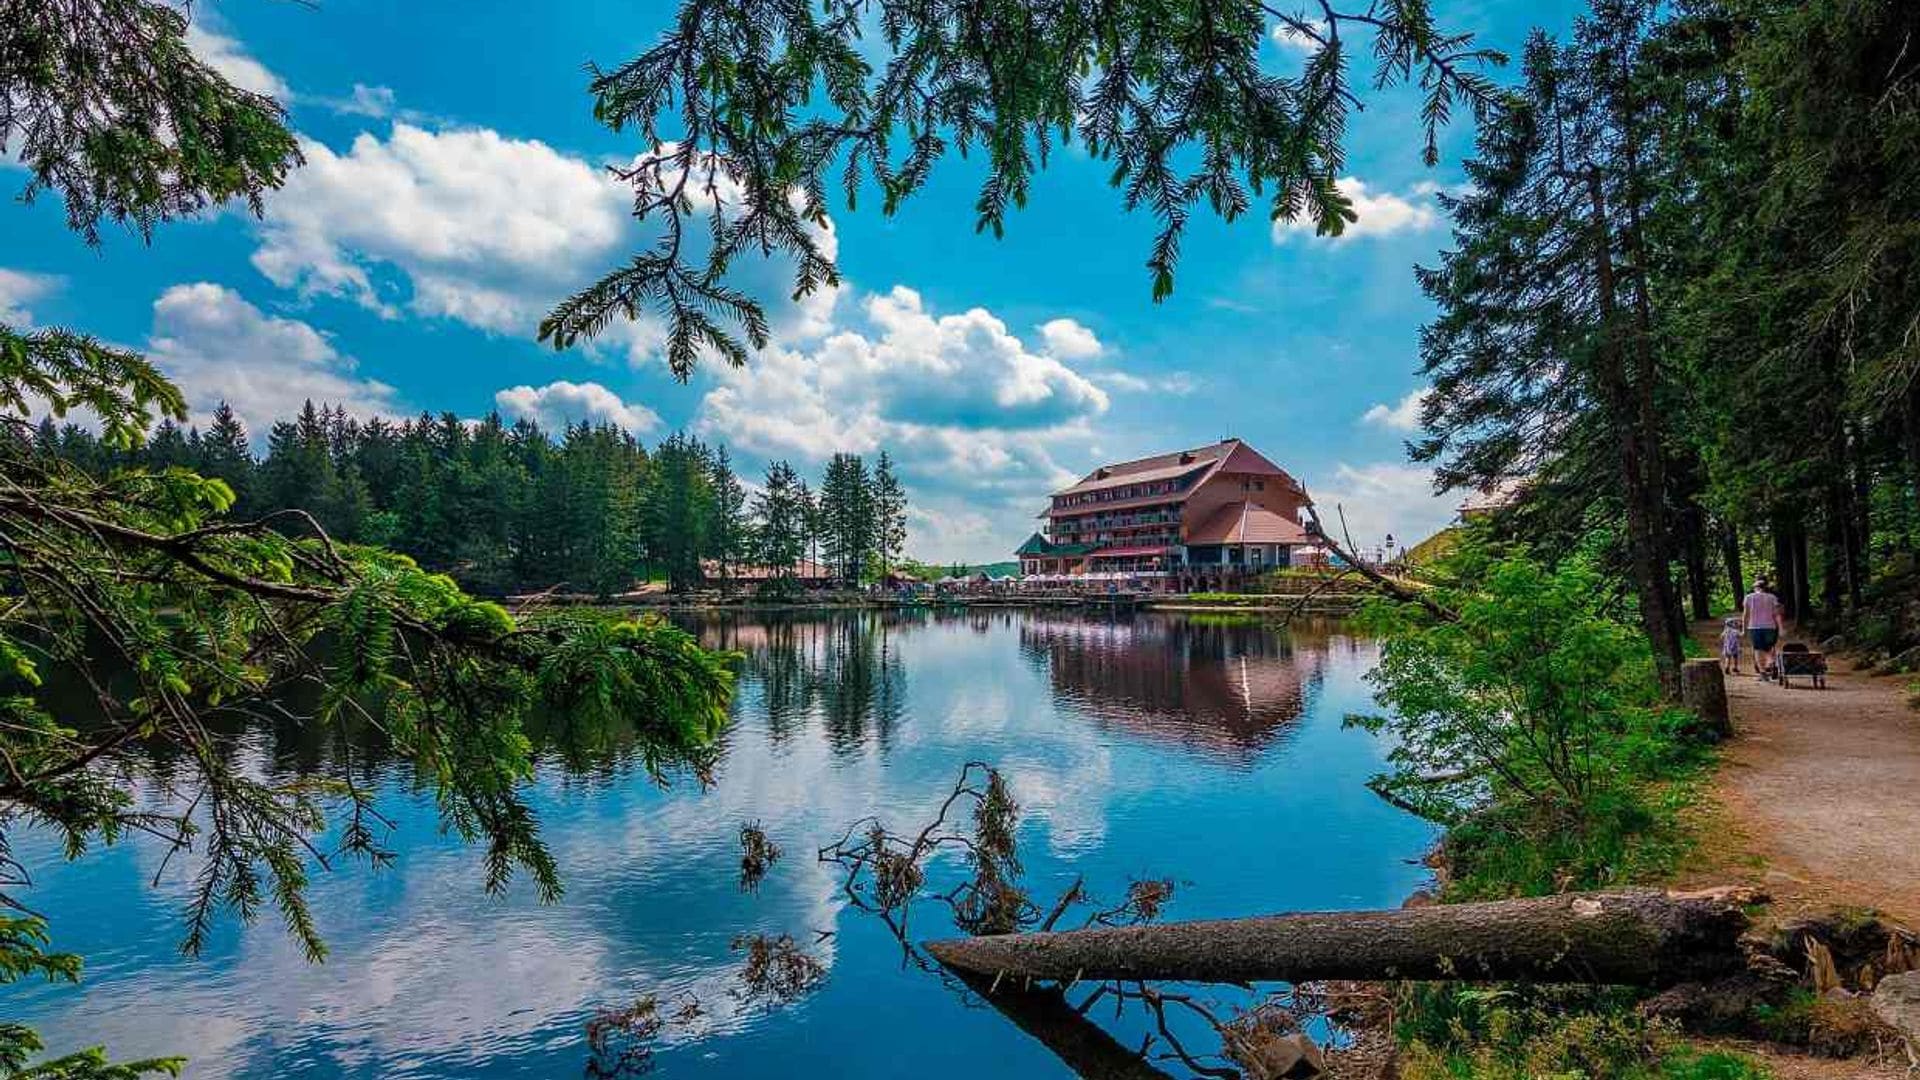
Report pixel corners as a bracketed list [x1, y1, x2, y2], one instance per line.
[183, 19, 288, 99]
[1360, 387, 1430, 432]
[1038, 317, 1103, 361]
[0, 267, 61, 326]
[332, 84, 396, 118]
[1270, 19, 1327, 52]
[1095, 370, 1199, 396]
[252, 124, 630, 327]
[145, 283, 399, 433]
[693, 286, 1110, 559]
[1308, 461, 1456, 549]
[1273, 177, 1440, 243]
[249, 127, 839, 365]
[494, 380, 660, 434]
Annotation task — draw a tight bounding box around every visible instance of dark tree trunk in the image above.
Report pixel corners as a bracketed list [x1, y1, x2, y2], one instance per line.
[1823, 482, 1848, 616]
[1904, 382, 1920, 546]
[1684, 503, 1713, 621]
[1581, 165, 1685, 696]
[926, 889, 1751, 990]
[1720, 523, 1746, 609]
[1848, 425, 1869, 609]
[1773, 518, 1793, 616]
[1792, 521, 1813, 620]
[1773, 513, 1812, 620]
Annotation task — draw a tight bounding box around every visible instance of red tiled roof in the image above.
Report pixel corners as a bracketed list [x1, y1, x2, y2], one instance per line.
[1052, 441, 1236, 497]
[1185, 502, 1310, 546]
[1048, 439, 1308, 508]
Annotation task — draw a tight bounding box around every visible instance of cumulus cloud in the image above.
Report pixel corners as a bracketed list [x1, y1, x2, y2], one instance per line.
[252, 124, 630, 326]
[1273, 177, 1440, 243]
[249, 126, 838, 365]
[1360, 387, 1430, 432]
[1308, 461, 1456, 549]
[145, 283, 399, 433]
[494, 380, 660, 434]
[183, 19, 288, 99]
[1038, 317, 1103, 361]
[0, 267, 61, 326]
[693, 286, 1110, 557]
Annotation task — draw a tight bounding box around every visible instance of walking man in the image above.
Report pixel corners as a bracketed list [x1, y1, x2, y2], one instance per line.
[1743, 577, 1784, 679]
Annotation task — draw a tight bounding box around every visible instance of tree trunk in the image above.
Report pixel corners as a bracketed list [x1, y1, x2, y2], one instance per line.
[1792, 520, 1813, 620]
[1684, 504, 1713, 622]
[1580, 166, 1684, 696]
[926, 888, 1750, 990]
[1848, 426, 1869, 610]
[1720, 523, 1746, 610]
[1823, 482, 1847, 616]
[1904, 382, 1920, 547]
[1773, 518, 1793, 618]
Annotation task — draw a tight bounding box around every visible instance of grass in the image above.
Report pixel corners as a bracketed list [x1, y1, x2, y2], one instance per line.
[1395, 985, 1771, 1080]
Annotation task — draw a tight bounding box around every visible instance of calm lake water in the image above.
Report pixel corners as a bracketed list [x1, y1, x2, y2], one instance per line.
[10, 610, 1435, 1078]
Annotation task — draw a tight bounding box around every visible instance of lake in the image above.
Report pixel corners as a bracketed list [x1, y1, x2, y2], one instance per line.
[8, 609, 1436, 1078]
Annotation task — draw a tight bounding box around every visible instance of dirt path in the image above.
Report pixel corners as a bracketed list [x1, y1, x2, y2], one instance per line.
[1683, 620, 1920, 928]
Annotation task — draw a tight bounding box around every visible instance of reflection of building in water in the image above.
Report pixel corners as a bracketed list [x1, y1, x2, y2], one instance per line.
[1021, 614, 1328, 761]
[682, 612, 909, 754]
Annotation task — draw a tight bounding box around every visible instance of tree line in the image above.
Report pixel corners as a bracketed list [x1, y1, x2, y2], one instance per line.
[1413, 0, 1920, 690]
[27, 400, 910, 597]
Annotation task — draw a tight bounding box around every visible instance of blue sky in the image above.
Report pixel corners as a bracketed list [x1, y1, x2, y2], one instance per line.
[2, 0, 1586, 562]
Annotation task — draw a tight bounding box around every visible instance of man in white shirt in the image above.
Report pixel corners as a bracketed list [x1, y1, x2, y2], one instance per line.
[1742, 578, 1785, 679]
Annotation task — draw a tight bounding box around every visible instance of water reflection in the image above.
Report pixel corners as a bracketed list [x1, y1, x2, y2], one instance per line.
[1020, 613, 1327, 763]
[10, 610, 1433, 1080]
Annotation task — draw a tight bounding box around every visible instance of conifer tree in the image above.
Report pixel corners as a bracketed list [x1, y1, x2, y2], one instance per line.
[197, 402, 254, 515]
[754, 460, 808, 589]
[709, 444, 750, 593]
[871, 451, 909, 577]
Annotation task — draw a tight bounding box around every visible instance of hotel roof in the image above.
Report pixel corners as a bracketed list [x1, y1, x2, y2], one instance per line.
[1185, 501, 1312, 546]
[1049, 438, 1304, 501]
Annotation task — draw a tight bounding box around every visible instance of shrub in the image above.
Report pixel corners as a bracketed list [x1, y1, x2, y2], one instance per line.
[1395, 984, 1770, 1080]
[1352, 543, 1708, 896]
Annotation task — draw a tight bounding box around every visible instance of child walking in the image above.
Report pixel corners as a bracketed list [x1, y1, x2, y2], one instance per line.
[1720, 616, 1742, 674]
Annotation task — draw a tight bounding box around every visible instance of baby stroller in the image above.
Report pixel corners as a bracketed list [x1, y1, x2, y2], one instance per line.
[1776, 641, 1828, 689]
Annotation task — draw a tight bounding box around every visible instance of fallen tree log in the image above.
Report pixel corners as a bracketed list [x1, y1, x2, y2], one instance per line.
[926, 888, 1751, 989]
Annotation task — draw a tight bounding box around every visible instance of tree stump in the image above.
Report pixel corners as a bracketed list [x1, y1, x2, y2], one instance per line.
[1680, 658, 1732, 742]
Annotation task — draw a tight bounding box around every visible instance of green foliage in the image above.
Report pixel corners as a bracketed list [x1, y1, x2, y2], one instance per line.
[0, 0, 302, 242]
[34, 402, 912, 598]
[1353, 540, 1708, 896]
[3, 422, 740, 957]
[819, 452, 875, 584]
[1395, 983, 1769, 1080]
[753, 460, 810, 579]
[540, 0, 1506, 371]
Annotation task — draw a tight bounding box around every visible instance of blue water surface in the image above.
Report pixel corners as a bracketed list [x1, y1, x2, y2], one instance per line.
[8, 610, 1435, 1078]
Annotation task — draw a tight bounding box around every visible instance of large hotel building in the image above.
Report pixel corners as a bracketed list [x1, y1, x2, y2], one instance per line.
[1015, 438, 1319, 582]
